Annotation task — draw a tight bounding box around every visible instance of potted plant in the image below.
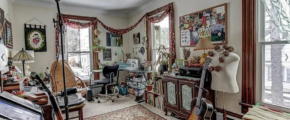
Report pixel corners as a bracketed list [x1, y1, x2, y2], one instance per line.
[155, 45, 171, 72]
[141, 60, 154, 71]
[92, 38, 106, 52]
[146, 79, 153, 91]
[92, 45, 106, 52]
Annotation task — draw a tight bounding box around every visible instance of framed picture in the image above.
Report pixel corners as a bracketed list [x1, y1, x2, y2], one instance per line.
[0, 8, 4, 41]
[133, 33, 140, 44]
[4, 19, 12, 48]
[175, 59, 184, 68]
[103, 48, 112, 61]
[106, 32, 123, 47]
[180, 3, 227, 47]
[25, 24, 47, 52]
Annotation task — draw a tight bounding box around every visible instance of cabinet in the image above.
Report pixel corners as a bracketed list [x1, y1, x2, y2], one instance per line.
[163, 75, 214, 119]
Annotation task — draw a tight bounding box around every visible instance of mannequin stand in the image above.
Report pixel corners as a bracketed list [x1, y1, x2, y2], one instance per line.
[215, 91, 227, 120]
[222, 92, 227, 120]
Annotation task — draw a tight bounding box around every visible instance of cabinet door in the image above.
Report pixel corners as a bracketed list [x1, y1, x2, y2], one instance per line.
[163, 77, 179, 110]
[179, 80, 196, 114]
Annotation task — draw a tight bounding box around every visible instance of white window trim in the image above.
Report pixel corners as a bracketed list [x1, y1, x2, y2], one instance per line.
[256, 0, 290, 112]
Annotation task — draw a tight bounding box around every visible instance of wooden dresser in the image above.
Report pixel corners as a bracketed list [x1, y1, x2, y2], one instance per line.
[163, 75, 215, 119]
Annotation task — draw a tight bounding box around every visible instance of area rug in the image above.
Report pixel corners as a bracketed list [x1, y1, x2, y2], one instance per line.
[85, 105, 166, 120]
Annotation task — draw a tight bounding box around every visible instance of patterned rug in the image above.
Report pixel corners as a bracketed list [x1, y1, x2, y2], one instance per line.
[85, 105, 166, 120]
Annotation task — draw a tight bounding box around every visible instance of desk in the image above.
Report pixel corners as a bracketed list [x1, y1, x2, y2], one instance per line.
[117, 68, 154, 83]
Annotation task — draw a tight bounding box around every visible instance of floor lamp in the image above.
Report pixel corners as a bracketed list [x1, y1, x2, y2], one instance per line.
[53, 0, 69, 119]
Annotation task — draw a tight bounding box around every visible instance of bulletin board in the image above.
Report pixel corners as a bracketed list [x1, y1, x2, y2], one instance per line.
[179, 3, 227, 47]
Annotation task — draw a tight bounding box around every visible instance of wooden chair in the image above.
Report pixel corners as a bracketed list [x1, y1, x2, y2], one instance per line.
[50, 61, 87, 96]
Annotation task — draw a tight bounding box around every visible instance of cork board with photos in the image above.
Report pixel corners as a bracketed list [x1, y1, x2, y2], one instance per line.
[179, 3, 227, 47]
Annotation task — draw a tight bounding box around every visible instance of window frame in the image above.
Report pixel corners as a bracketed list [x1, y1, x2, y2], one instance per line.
[257, 0, 290, 112]
[66, 26, 93, 80]
[150, 16, 170, 71]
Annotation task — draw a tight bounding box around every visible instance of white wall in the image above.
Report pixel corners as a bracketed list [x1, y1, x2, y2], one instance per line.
[128, 0, 243, 115]
[12, 4, 129, 73]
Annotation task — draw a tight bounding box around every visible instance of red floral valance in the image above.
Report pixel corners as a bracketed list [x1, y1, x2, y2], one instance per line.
[62, 18, 98, 29]
[58, 3, 173, 34]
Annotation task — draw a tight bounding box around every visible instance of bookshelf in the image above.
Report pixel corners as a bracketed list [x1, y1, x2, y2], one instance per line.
[145, 77, 164, 111]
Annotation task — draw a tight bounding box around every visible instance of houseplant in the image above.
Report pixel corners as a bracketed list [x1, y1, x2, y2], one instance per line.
[146, 79, 153, 91]
[92, 38, 106, 52]
[155, 45, 171, 72]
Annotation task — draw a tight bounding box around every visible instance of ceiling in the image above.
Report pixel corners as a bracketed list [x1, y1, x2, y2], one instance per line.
[27, 0, 155, 13]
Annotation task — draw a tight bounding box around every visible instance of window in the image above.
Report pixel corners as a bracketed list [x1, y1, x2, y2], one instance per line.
[260, 0, 290, 108]
[66, 26, 92, 80]
[151, 16, 170, 71]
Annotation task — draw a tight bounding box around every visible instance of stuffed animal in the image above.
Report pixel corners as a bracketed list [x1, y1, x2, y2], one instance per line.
[200, 53, 208, 65]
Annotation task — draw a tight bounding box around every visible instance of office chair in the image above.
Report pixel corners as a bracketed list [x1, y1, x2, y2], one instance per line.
[94, 65, 119, 103]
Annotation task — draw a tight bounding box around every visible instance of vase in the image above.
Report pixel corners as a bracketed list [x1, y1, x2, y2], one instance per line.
[161, 64, 168, 72]
[146, 85, 153, 91]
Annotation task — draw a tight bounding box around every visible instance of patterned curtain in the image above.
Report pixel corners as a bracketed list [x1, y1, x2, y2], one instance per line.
[261, 0, 290, 41]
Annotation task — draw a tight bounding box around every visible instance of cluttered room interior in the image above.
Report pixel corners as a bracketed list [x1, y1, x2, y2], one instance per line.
[0, 0, 289, 120]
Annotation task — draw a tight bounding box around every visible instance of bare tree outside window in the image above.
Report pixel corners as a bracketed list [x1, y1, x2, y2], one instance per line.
[262, 0, 290, 107]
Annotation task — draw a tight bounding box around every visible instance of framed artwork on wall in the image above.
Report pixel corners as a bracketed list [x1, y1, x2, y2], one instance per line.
[106, 32, 123, 47]
[25, 24, 47, 52]
[0, 8, 4, 41]
[103, 48, 112, 61]
[179, 3, 227, 47]
[133, 32, 140, 44]
[4, 19, 12, 48]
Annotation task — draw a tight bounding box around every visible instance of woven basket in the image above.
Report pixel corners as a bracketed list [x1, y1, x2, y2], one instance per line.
[50, 61, 86, 96]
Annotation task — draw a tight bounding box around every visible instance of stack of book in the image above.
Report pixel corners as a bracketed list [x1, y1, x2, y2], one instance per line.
[154, 78, 163, 95]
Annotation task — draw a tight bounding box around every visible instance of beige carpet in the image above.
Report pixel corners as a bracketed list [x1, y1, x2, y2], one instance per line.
[67, 95, 178, 120]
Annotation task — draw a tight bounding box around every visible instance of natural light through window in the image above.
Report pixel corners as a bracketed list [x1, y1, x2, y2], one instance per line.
[261, 0, 290, 108]
[66, 26, 91, 80]
[152, 15, 169, 71]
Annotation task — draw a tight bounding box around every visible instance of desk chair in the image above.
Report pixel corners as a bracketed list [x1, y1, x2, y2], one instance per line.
[94, 65, 119, 103]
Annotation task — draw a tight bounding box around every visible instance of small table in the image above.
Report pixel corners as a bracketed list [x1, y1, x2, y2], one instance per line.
[118, 68, 155, 103]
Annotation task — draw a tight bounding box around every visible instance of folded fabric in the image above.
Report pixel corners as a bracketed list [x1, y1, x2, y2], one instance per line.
[243, 106, 290, 120]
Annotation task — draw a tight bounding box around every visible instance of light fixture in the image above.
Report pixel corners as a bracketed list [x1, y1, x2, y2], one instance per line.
[194, 37, 214, 64]
[11, 48, 34, 76]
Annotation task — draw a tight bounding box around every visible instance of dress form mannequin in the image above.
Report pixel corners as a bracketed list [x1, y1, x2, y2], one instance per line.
[209, 49, 240, 120]
[210, 50, 240, 93]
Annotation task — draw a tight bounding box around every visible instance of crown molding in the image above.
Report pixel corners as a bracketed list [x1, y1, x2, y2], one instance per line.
[128, 0, 161, 17]
[11, 0, 128, 17]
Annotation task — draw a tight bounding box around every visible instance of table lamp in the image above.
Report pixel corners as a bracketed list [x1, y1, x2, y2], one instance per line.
[11, 48, 34, 76]
[194, 37, 214, 64]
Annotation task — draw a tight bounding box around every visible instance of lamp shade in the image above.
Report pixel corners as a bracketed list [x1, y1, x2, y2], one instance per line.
[194, 37, 215, 51]
[11, 48, 35, 63]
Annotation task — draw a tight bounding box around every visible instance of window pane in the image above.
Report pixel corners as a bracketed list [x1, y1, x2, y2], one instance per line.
[67, 27, 80, 52]
[263, 44, 290, 107]
[152, 16, 169, 49]
[80, 28, 90, 51]
[68, 53, 91, 80]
